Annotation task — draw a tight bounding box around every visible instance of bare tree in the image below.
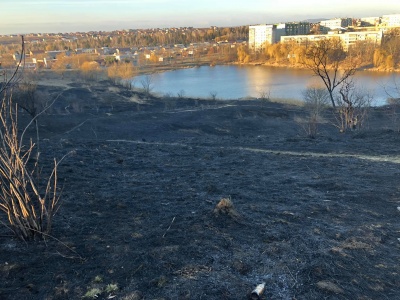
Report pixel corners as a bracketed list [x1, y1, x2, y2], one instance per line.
[209, 91, 218, 101]
[302, 38, 359, 107]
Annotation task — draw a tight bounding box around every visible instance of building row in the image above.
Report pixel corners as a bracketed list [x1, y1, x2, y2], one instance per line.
[280, 30, 383, 51]
[249, 13, 400, 52]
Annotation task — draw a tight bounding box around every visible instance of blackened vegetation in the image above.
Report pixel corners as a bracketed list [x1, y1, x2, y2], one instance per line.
[0, 78, 399, 299]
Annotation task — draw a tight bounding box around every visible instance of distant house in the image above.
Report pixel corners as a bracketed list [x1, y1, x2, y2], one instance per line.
[114, 53, 133, 62]
[116, 48, 132, 55]
[13, 52, 26, 61]
[46, 50, 66, 59]
[97, 47, 116, 55]
[29, 50, 45, 57]
[76, 48, 96, 54]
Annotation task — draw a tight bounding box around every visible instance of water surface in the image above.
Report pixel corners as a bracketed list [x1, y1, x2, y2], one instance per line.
[134, 65, 399, 105]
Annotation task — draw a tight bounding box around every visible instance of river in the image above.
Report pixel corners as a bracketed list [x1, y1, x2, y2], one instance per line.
[133, 65, 400, 106]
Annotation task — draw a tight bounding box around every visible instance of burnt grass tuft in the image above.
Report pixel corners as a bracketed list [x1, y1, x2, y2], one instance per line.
[1, 78, 400, 299]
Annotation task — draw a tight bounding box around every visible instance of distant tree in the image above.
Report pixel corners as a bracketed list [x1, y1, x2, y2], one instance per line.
[386, 55, 395, 69]
[382, 28, 400, 67]
[106, 62, 135, 87]
[80, 61, 100, 81]
[0, 53, 15, 69]
[373, 48, 387, 68]
[119, 62, 135, 89]
[105, 56, 116, 65]
[149, 53, 159, 64]
[237, 45, 250, 63]
[52, 53, 69, 78]
[348, 41, 377, 68]
[107, 63, 119, 84]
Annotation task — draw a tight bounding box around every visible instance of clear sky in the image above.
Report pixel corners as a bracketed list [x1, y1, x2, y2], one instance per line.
[1, 0, 400, 35]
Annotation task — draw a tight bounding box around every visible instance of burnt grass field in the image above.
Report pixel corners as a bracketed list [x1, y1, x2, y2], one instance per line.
[1, 77, 400, 300]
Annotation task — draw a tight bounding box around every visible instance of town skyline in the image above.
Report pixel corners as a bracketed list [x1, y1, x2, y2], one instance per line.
[2, 0, 400, 35]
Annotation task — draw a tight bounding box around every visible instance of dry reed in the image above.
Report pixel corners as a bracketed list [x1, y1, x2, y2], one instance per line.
[0, 90, 61, 241]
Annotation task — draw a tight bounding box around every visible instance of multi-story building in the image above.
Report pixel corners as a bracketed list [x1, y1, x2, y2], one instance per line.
[381, 14, 400, 27]
[320, 18, 353, 31]
[280, 30, 383, 51]
[248, 25, 276, 51]
[248, 22, 309, 51]
[284, 22, 311, 35]
[360, 17, 380, 27]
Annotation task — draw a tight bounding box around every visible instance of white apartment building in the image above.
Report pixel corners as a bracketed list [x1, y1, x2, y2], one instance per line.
[248, 23, 292, 51]
[320, 18, 353, 30]
[281, 30, 383, 51]
[248, 25, 275, 51]
[340, 31, 383, 50]
[381, 14, 400, 27]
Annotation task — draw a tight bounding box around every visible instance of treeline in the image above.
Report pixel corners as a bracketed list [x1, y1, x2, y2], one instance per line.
[238, 28, 400, 71]
[0, 26, 248, 54]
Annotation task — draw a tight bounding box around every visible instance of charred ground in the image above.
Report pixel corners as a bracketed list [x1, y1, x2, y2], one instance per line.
[1, 75, 400, 300]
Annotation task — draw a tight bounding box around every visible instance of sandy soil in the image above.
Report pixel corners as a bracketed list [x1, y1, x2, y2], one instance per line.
[1, 74, 400, 300]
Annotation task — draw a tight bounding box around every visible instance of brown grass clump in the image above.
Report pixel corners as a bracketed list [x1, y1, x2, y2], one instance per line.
[213, 197, 240, 219]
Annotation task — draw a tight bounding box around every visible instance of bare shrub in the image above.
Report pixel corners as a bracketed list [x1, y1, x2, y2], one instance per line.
[386, 98, 400, 132]
[13, 80, 40, 117]
[385, 77, 400, 131]
[335, 80, 372, 132]
[300, 86, 329, 138]
[177, 89, 185, 99]
[258, 89, 270, 105]
[140, 74, 154, 97]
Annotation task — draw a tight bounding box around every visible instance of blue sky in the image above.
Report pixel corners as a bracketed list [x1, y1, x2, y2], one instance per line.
[1, 0, 400, 34]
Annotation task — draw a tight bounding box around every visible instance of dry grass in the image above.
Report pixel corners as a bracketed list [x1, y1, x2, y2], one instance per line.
[0, 89, 62, 241]
[269, 97, 304, 106]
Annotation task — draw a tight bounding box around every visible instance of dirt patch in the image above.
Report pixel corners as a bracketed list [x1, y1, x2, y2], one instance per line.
[1, 77, 400, 300]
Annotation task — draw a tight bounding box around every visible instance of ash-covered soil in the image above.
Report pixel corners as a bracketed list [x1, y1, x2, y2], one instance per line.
[1, 78, 400, 300]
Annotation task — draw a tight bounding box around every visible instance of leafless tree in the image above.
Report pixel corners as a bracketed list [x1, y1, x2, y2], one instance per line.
[302, 38, 359, 107]
[209, 91, 218, 101]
